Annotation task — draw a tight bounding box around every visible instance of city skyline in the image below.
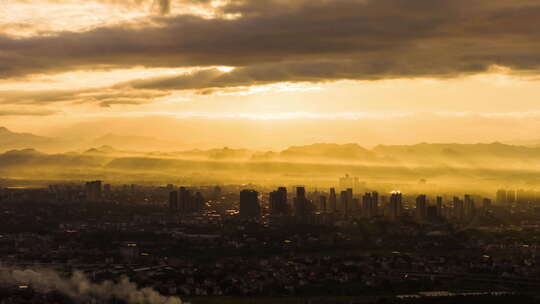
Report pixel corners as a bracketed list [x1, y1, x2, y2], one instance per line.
[3, 1, 540, 303]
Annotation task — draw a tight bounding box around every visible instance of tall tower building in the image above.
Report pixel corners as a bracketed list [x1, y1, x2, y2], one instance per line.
[103, 184, 111, 198]
[329, 188, 337, 212]
[389, 192, 402, 221]
[464, 194, 475, 218]
[169, 191, 178, 210]
[178, 187, 192, 213]
[496, 189, 507, 205]
[270, 187, 288, 215]
[416, 195, 427, 222]
[319, 195, 327, 213]
[507, 190, 516, 205]
[240, 189, 260, 219]
[340, 190, 349, 215]
[85, 181, 102, 202]
[371, 191, 379, 217]
[195, 191, 205, 212]
[213, 186, 222, 201]
[362, 193, 373, 218]
[482, 198, 492, 211]
[453, 196, 464, 220]
[347, 188, 353, 211]
[436, 196, 443, 217]
[294, 186, 312, 217]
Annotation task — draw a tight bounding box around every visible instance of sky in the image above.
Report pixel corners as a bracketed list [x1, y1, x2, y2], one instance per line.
[2, 0, 540, 148]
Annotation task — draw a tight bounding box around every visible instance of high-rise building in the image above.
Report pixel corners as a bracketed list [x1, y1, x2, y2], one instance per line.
[453, 196, 464, 220]
[329, 188, 337, 212]
[516, 189, 532, 210]
[436, 196, 443, 217]
[496, 189, 507, 205]
[340, 190, 349, 214]
[339, 188, 353, 214]
[464, 194, 475, 218]
[482, 198, 491, 211]
[240, 189, 260, 219]
[195, 192, 205, 211]
[389, 192, 402, 221]
[371, 191, 379, 216]
[362, 193, 373, 218]
[416, 195, 427, 222]
[507, 190, 516, 205]
[178, 187, 192, 213]
[294, 186, 312, 217]
[103, 184, 111, 198]
[270, 187, 288, 215]
[85, 181, 102, 202]
[213, 186, 222, 201]
[319, 195, 327, 213]
[169, 191, 178, 210]
[427, 205, 438, 221]
[296, 186, 306, 199]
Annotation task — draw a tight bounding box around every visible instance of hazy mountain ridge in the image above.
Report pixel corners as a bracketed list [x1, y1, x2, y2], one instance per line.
[0, 127, 65, 151]
[0, 148, 108, 169]
[4, 126, 540, 169]
[373, 142, 540, 167]
[3, 146, 540, 189]
[0, 127, 185, 153]
[90, 134, 184, 152]
[3, 141, 540, 171]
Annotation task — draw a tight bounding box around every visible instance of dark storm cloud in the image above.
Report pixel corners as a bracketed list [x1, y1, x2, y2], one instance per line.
[118, 58, 493, 92]
[2, 0, 540, 85]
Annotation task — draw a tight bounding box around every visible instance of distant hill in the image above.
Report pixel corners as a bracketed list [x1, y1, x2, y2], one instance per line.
[278, 143, 378, 162]
[174, 147, 253, 160]
[0, 127, 67, 152]
[0, 148, 107, 169]
[373, 142, 540, 167]
[4, 125, 540, 169]
[504, 139, 540, 147]
[90, 134, 184, 152]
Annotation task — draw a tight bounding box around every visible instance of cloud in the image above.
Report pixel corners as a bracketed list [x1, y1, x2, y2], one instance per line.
[99, 98, 150, 107]
[0, 108, 59, 116]
[118, 59, 481, 93]
[0, 88, 168, 106]
[2, 0, 540, 88]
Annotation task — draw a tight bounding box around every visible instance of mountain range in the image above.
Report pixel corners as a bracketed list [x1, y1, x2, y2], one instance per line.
[4, 126, 540, 168]
[0, 127, 184, 153]
[4, 126, 540, 188]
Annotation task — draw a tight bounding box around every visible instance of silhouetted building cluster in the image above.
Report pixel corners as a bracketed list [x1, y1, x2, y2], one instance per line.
[85, 180, 102, 202]
[362, 192, 378, 218]
[169, 187, 205, 213]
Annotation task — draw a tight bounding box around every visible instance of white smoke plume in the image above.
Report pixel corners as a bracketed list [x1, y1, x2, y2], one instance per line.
[0, 267, 186, 304]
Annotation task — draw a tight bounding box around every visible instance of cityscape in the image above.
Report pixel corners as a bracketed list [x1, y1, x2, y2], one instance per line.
[1, 174, 540, 303]
[3, 0, 540, 303]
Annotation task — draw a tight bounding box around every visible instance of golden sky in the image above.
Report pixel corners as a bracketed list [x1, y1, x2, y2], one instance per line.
[2, 0, 540, 148]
